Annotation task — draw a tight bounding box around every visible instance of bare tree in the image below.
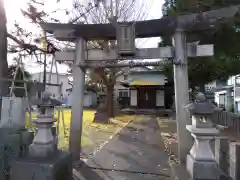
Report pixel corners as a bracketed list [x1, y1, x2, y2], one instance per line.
[3, 0, 152, 120]
[69, 0, 152, 119]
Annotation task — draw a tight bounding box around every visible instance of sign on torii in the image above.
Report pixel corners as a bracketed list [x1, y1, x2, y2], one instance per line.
[40, 5, 240, 163]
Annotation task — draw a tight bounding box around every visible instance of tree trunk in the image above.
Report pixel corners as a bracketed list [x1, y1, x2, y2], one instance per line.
[199, 84, 205, 94]
[0, 1, 8, 97]
[190, 84, 196, 102]
[0, 1, 9, 118]
[106, 84, 114, 118]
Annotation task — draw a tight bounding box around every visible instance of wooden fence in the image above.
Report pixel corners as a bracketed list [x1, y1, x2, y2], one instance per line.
[212, 109, 240, 133]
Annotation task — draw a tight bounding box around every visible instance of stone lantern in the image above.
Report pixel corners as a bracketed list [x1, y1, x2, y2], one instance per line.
[184, 92, 219, 180]
[10, 91, 72, 180]
[28, 91, 62, 157]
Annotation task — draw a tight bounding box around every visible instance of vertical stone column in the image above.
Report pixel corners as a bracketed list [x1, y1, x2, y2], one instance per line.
[229, 142, 240, 180]
[69, 37, 86, 161]
[173, 29, 192, 163]
[215, 137, 229, 176]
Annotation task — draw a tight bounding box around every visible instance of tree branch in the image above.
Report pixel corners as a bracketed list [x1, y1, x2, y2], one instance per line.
[7, 32, 45, 54]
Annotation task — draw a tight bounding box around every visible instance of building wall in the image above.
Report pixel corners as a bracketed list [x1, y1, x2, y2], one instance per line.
[114, 67, 152, 99]
[115, 74, 129, 98]
[156, 90, 164, 107]
[130, 89, 137, 106]
[66, 91, 97, 107]
[31, 72, 72, 99]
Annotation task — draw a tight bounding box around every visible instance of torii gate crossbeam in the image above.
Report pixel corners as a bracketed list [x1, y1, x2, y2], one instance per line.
[40, 5, 240, 41]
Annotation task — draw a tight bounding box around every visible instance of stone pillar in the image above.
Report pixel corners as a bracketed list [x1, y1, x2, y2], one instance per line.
[226, 87, 232, 112]
[229, 142, 240, 180]
[185, 92, 219, 180]
[173, 29, 192, 163]
[69, 37, 86, 161]
[215, 137, 229, 176]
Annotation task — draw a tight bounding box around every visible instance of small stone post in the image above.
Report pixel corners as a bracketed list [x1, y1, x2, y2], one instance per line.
[215, 137, 229, 176]
[229, 142, 240, 180]
[184, 92, 219, 180]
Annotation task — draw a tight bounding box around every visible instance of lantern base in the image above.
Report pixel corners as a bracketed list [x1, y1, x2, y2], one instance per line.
[0, 129, 34, 180]
[10, 150, 72, 180]
[28, 141, 56, 158]
[186, 154, 218, 180]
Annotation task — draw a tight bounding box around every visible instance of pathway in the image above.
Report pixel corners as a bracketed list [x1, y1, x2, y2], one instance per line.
[74, 116, 171, 180]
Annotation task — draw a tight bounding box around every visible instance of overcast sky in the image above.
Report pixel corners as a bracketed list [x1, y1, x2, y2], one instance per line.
[4, 0, 165, 73]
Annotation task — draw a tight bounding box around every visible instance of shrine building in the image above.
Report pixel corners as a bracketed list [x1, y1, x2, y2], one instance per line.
[115, 67, 168, 109]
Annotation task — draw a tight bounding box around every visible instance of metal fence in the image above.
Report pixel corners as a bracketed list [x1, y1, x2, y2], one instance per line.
[212, 109, 240, 133]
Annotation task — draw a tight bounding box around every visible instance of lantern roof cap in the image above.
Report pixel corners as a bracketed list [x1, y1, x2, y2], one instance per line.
[32, 91, 62, 106]
[184, 92, 215, 115]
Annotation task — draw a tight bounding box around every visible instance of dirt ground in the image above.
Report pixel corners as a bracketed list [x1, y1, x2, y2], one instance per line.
[156, 117, 240, 166]
[156, 118, 179, 164]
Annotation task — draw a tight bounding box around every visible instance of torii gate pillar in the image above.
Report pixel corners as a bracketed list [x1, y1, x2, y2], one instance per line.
[173, 29, 192, 164]
[69, 37, 86, 161]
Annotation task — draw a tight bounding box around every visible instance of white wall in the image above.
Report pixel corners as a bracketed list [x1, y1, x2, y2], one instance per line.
[156, 90, 164, 107]
[215, 90, 226, 105]
[66, 91, 97, 107]
[205, 81, 217, 91]
[31, 72, 72, 99]
[130, 90, 137, 106]
[115, 74, 129, 98]
[84, 94, 92, 107]
[114, 67, 149, 98]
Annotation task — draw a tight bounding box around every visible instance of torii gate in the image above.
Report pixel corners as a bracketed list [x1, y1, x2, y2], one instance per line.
[41, 5, 240, 163]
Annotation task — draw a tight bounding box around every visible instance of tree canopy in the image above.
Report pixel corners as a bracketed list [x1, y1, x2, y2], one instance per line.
[161, 0, 240, 89]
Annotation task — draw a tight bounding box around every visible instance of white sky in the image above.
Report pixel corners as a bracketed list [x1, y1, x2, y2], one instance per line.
[4, 0, 165, 74]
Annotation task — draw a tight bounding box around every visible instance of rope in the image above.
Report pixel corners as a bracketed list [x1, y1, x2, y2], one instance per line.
[48, 55, 67, 139]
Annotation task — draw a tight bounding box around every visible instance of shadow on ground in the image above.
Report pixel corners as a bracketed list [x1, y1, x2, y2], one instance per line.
[74, 160, 170, 180]
[81, 117, 171, 180]
[73, 161, 108, 180]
